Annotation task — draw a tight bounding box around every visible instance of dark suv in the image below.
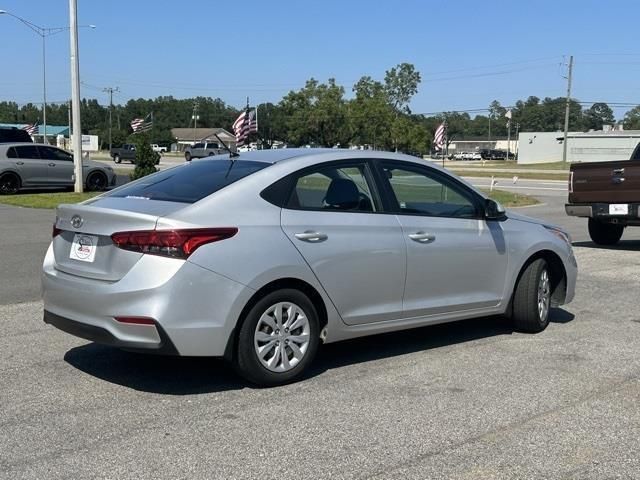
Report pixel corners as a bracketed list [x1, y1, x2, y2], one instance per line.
[0, 127, 33, 144]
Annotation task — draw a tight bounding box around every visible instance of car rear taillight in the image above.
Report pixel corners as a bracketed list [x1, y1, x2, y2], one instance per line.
[110, 228, 238, 258]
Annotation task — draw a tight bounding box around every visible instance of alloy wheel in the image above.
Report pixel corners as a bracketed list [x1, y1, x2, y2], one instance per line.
[254, 302, 310, 373]
[537, 269, 550, 322]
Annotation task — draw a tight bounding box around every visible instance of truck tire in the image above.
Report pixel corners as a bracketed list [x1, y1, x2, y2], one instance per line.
[113, 154, 121, 164]
[588, 218, 623, 246]
[185, 152, 192, 162]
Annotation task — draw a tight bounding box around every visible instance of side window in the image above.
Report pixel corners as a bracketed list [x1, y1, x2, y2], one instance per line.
[37, 146, 65, 160]
[381, 162, 479, 218]
[6, 147, 18, 158]
[16, 145, 41, 160]
[288, 164, 376, 212]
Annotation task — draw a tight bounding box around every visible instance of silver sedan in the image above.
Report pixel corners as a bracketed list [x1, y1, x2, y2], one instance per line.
[0, 143, 116, 194]
[42, 149, 577, 386]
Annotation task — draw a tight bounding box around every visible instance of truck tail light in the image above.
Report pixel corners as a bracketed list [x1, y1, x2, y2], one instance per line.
[111, 228, 238, 259]
[568, 171, 574, 193]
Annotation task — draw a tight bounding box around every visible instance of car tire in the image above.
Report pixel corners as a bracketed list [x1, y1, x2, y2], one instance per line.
[86, 171, 108, 191]
[0, 172, 21, 195]
[511, 258, 551, 333]
[588, 218, 624, 246]
[235, 289, 320, 387]
[113, 154, 121, 164]
[185, 152, 192, 162]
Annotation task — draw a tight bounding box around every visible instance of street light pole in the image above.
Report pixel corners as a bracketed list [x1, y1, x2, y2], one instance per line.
[0, 10, 95, 146]
[69, 0, 83, 192]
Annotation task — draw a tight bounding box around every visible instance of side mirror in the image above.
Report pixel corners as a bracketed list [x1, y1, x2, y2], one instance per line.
[485, 198, 506, 220]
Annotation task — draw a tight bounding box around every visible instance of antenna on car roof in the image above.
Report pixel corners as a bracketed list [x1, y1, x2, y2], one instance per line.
[214, 133, 239, 159]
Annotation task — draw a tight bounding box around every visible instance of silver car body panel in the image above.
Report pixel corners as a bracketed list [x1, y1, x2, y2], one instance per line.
[42, 149, 577, 355]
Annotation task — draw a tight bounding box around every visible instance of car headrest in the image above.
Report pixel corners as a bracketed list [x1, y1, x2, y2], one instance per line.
[325, 178, 359, 210]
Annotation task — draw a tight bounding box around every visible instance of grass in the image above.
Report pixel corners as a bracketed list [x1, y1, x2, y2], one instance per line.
[445, 161, 570, 170]
[482, 188, 539, 208]
[0, 192, 99, 209]
[450, 169, 569, 181]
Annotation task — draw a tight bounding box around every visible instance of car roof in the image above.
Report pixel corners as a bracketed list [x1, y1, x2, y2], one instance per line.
[210, 148, 427, 165]
[0, 142, 56, 147]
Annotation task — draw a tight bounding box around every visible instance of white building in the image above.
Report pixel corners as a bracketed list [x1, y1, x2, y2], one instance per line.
[518, 127, 640, 164]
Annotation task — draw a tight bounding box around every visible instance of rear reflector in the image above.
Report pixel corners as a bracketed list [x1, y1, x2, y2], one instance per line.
[111, 228, 238, 259]
[114, 316, 157, 326]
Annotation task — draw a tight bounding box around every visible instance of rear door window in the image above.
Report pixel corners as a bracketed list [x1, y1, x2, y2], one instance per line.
[107, 160, 268, 203]
[16, 145, 42, 159]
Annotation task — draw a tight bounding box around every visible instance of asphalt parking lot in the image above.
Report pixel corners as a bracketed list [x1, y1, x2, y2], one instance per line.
[1, 187, 639, 479]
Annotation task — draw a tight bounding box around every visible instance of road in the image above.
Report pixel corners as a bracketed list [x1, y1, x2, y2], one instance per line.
[2, 178, 640, 479]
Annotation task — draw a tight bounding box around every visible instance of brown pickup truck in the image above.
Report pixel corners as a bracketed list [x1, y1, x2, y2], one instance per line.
[566, 144, 640, 245]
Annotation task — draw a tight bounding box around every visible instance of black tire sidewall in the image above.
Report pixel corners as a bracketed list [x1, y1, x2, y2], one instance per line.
[86, 172, 107, 191]
[235, 289, 320, 386]
[512, 258, 550, 333]
[0, 173, 20, 195]
[588, 218, 623, 246]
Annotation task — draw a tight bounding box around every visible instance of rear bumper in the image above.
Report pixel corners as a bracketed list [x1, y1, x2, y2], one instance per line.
[42, 244, 255, 356]
[44, 310, 179, 354]
[566, 203, 640, 224]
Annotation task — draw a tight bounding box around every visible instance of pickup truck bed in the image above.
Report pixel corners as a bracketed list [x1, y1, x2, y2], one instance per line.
[566, 147, 640, 244]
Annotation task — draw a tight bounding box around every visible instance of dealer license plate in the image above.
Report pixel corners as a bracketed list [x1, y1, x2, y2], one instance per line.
[609, 204, 628, 215]
[69, 234, 99, 263]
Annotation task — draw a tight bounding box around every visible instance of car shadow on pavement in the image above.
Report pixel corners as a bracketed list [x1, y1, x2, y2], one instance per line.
[64, 309, 574, 394]
[572, 240, 640, 251]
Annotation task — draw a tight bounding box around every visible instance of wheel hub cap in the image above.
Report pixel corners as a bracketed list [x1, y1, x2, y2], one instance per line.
[254, 302, 310, 373]
[537, 269, 550, 321]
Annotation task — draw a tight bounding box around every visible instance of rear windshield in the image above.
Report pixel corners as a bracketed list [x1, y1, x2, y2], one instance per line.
[107, 160, 269, 203]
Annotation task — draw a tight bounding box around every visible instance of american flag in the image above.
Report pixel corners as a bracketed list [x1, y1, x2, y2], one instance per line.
[22, 121, 39, 136]
[232, 108, 257, 146]
[130, 113, 153, 133]
[433, 122, 446, 151]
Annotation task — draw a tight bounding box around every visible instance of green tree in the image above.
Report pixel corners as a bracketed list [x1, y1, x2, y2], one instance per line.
[384, 63, 422, 113]
[583, 102, 615, 130]
[130, 134, 159, 180]
[623, 106, 640, 130]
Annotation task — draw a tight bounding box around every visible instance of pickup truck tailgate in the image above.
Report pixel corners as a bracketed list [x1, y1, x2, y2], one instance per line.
[569, 161, 640, 204]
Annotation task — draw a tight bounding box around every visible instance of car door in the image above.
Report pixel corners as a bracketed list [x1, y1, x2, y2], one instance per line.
[37, 146, 74, 186]
[12, 145, 50, 186]
[377, 160, 509, 318]
[279, 160, 406, 326]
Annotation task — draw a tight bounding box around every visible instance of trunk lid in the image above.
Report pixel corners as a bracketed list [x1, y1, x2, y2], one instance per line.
[569, 160, 640, 204]
[53, 198, 187, 281]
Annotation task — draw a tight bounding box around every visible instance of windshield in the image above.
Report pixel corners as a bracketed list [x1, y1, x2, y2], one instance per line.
[107, 160, 269, 203]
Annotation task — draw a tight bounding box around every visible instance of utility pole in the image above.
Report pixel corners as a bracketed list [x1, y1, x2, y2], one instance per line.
[103, 86, 119, 152]
[562, 55, 574, 163]
[191, 101, 199, 143]
[69, 0, 83, 193]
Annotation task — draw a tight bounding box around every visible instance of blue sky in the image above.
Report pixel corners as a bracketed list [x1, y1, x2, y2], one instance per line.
[2, 0, 640, 118]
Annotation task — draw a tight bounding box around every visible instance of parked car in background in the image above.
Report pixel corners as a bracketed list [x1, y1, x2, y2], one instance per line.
[469, 152, 482, 160]
[151, 144, 167, 153]
[0, 143, 116, 194]
[43, 148, 576, 386]
[565, 143, 640, 245]
[0, 127, 33, 144]
[110, 144, 136, 164]
[111, 143, 160, 165]
[184, 141, 224, 161]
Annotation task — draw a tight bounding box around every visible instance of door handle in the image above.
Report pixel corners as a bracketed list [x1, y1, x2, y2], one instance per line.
[48, 163, 56, 167]
[16, 161, 24, 165]
[408, 231, 436, 243]
[294, 231, 328, 243]
[612, 168, 625, 175]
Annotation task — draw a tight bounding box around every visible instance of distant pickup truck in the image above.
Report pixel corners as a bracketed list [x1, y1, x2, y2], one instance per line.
[111, 144, 160, 165]
[565, 144, 640, 245]
[110, 144, 137, 164]
[184, 141, 224, 161]
[151, 144, 167, 153]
